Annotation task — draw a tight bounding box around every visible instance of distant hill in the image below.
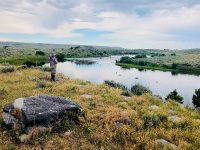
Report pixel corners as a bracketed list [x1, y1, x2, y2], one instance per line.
[0, 41, 124, 50]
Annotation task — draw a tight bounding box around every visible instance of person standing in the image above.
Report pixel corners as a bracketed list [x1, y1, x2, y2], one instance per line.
[49, 54, 58, 81]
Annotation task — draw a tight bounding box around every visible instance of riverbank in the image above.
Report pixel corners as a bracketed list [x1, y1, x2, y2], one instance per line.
[116, 62, 200, 75]
[116, 63, 175, 72]
[0, 68, 200, 149]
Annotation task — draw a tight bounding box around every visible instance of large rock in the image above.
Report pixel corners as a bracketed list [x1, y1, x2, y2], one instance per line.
[3, 94, 83, 129]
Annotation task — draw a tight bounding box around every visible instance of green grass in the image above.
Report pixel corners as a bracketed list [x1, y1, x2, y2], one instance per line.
[0, 55, 48, 66]
[0, 69, 200, 149]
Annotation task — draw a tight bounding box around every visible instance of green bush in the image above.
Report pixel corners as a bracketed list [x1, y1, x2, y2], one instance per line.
[165, 90, 183, 104]
[24, 61, 46, 67]
[118, 56, 133, 64]
[56, 53, 66, 62]
[192, 89, 200, 108]
[131, 84, 151, 96]
[35, 51, 45, 56]
[104, 80, 126, 90]
[135, 54, 147, 59]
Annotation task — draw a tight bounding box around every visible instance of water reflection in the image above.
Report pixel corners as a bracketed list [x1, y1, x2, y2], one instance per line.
[46, 55, 200, 106]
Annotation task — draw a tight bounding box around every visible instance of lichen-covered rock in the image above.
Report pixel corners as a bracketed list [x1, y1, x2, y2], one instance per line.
[155, 139, 177, 149]
[3, 94, 83, 129]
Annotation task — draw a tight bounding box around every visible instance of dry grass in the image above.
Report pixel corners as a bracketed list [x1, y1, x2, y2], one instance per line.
[0, 69, 200, 150]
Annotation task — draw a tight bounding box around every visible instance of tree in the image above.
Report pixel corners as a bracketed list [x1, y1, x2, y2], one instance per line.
[192, 89, 200, 108]
[165, 90, 183, 104]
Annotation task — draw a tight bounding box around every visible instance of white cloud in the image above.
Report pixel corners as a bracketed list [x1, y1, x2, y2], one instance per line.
[0, 0, 200, 48]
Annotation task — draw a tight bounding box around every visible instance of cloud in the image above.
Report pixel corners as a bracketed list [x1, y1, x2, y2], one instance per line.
[0, 0, 200, 48]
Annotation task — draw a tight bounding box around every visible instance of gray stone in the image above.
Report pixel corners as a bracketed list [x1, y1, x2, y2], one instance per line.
[168, 109, 175, 114]
[155, 139, 177, 149]
[64, 131, 72, 136]
[149, 105, 160, 110]
[80, 94, 92, 100]
[168, 116, 183, 123]
[121, 96, 131, 101]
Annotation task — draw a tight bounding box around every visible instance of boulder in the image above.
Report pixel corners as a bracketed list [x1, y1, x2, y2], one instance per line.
[3, 94, 83, 129]
[155, 139, 177, 149]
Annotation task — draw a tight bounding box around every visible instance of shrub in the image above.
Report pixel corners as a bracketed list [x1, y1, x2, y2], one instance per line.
[192, 89, 200, 108]
[35, 51, 45, 56]
[24, 61, 45, 67]
[36, 80, 46, 88]
[121, 90, 132, 97]
[172, 63, 178, 69]
[131, 84, 151, 96]
[0, 66, 15, 73]
[118, 56, 133, 64]
[138, 60, 148, 66]
[135, 54, 147, 59]
[56, 53, 65, 62]
[171, 53, 176, 56]
[104, 80, 126, 90]
[165, 90, 183, 104]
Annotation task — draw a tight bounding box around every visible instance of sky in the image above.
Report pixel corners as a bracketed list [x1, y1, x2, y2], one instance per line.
[0, 0, 200, 49]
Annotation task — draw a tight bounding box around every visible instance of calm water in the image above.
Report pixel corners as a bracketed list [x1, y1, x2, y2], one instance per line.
[48, 55, 200, 106]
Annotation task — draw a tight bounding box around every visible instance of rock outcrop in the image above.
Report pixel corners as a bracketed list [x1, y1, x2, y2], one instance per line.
[3, 94, 83, 129]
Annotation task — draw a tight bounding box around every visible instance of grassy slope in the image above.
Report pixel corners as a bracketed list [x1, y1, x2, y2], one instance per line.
[0, 69, 200, 149]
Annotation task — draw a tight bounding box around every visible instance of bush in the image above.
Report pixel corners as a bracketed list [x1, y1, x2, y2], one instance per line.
[0, 66, 15, 73]
[104, 80, 126, 90]
[131, 84, 151, 96]
[135, 54, 147, 59]
[35, 51, 45, 56]
[165, 90, 183, 104]
[192, 89, 200, 108]
[36, 80, 46, 88]
[172, 63, 178, 69]
[56, 53, 65, 62]
[118, 56, 133, 64]
[23, 61, 46, 67]
[171, 53, 176, 56]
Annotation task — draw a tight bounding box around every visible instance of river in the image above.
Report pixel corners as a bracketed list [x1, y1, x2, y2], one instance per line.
[47, 55, 200, 106]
